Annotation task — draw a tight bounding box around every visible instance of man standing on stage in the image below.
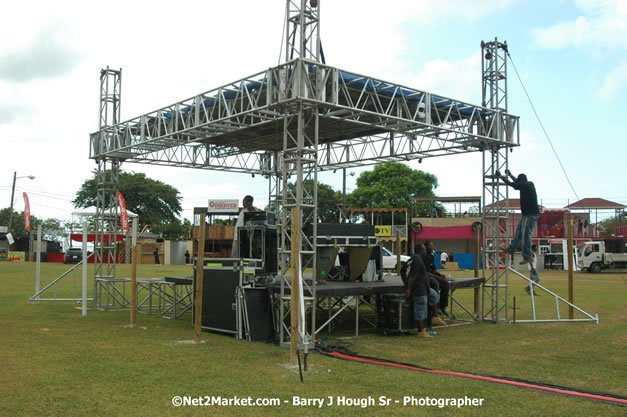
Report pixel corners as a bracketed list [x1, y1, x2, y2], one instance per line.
[232, 195, 257, 257]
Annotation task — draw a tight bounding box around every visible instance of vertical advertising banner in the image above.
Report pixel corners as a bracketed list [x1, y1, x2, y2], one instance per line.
[23, 193, 31, 231]
[116, 191, 130, 232]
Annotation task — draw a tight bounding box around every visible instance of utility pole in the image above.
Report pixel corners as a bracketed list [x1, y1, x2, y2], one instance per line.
[7, 172, 16, 235]
[7, 172, 35, 236]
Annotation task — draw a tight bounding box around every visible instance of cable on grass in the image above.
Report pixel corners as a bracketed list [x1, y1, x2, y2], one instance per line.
[317, 348, 627, 407]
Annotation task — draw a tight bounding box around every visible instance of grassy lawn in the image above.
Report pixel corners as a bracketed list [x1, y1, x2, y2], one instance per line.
[1, 262, 625, 416]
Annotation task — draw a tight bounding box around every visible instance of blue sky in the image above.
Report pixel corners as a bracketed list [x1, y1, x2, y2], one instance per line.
[0, 0, 625, 224]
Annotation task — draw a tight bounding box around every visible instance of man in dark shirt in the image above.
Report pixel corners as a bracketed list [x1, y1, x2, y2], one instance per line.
[498, 169, 540, 264]
[405, 243, 441, 337]
[424, 240, 450, 320]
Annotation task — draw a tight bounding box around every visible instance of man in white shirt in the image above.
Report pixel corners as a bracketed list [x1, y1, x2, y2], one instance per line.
[232, 195, 257, 257]
[525, 244, 540, 296]
[440, 251, 448, 269]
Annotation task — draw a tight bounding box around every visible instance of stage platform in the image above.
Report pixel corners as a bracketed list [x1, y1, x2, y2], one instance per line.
[265, 275, 405, 298]
[266, 274, 485, 337]
[95, 276, 193, 320]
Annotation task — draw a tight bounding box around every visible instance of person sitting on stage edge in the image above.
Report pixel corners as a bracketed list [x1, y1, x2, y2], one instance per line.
[497, 169, 540, 265]
[232, 195, 258, 258]
[424, 240, 450, 320]
[405, 243, 443, 338]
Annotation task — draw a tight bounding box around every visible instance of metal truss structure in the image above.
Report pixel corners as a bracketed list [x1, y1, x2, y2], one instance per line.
[90, 61, 519, 173]
[508, 268, 598, 324]
[94, 68, 123, 292]
[90, 2, 520, 342]
[481, 39, 511, 323]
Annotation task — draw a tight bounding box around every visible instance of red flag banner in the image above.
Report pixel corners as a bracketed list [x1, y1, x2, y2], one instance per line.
[23, 193, 31, 231]
[116, 191, 130, 232]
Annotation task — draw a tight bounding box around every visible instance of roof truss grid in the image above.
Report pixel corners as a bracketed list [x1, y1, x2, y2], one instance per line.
[90, 60, 519, 172]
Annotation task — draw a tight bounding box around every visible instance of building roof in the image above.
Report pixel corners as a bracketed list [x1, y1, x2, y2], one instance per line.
[413, 196, 481, 203]
[349, 207, 408, 213]
[484, 199, 546, 211]
[565, 198, 626, 210]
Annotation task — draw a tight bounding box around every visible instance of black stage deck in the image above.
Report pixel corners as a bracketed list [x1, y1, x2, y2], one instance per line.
[266, 275, 484, 298]
[266, 276, 405, 298]
[450, 277, 485, 289]
[165, 276, 193, 285]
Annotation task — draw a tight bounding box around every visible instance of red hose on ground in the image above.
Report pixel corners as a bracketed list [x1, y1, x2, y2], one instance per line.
[326, 351, 627, 407]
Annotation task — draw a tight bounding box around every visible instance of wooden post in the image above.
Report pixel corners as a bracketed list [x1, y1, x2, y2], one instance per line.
[474, 226, 480, 278]
[130, 243, 139, 327]
[290, 207, 300, 363]
[568, 218, 574, 319]
[194, 212, 207, 343]
[395, 231, 401, 275]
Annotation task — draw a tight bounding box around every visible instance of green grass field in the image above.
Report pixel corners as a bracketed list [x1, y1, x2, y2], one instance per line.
[1, 262, 625, 416]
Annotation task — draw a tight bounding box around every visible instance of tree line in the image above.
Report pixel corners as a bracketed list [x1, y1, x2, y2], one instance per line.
[2, 162, 439, 243]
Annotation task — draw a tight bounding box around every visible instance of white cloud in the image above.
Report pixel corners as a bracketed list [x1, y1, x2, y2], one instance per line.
[406, 55, 482, 104]
[533, 1, 627, 100]
[0, 91, 31, 124]
[0, 23, 81, 83]
[322, 0, 514, 81]
[599, 59, 627, 99]
[533, 0, 627, 50]
[513, 130, 539, 154]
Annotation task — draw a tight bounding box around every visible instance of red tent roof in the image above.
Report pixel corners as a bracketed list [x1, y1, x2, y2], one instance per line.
[565, 198, 626, 210]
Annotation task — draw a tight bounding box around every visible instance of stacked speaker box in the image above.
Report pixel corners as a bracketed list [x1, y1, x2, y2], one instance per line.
[376, 293, 417, 334]
[241, 287, 275, 342]
[192, 259, 240, 335]
[192, 259, 275, 342]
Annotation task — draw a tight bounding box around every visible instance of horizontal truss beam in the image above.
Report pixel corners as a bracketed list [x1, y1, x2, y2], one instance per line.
[91, 59, 519, 173]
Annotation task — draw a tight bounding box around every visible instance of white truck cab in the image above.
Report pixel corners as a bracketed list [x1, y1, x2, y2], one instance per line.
[578, 241, 627, 273]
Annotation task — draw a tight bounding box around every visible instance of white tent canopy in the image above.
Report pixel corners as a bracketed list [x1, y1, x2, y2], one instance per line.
[71, 206, 138, 218]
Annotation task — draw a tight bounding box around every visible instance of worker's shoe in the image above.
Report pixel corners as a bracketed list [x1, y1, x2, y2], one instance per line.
[438, 308, 451, 319]
[519, 258, 532, 265]
[524, 287, 539, 296]
[431, 315, 447, 327]
[417, 329, 433, 338]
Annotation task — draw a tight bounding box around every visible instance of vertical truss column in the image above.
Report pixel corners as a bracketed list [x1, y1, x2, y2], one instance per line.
[100, 67, 122, 128]
[278, 102, 318, 348]
[268, 150, 284, 280]
[481, 39, 510, 323]
[95, 68, 122, 291]
[481, 38, 508, 112]
[481, 147, 510, 322]
[284, 0, 321, 62]
[94, 160, 121, 281]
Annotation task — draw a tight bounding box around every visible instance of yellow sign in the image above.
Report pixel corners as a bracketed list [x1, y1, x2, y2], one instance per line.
[8, 251, 26, 261]
[375, 225, 392, 237]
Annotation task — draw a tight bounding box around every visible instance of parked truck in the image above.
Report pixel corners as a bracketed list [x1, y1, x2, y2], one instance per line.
[578, 240, 627, 273]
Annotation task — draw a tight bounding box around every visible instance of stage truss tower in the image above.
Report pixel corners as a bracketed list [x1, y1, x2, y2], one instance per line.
[481, 39, 511, 323]
[277, 0, 321, 349]
[94, 68, 123, 304]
